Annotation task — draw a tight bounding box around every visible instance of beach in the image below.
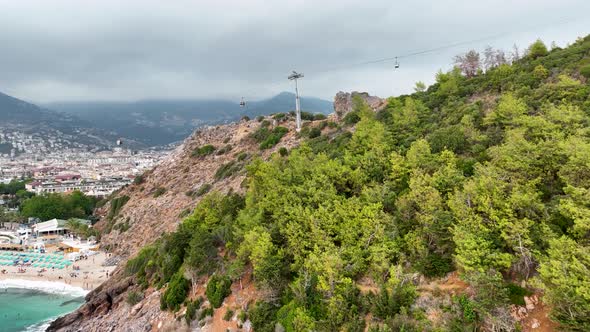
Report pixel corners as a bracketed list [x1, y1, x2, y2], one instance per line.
[0, 250, 116, 291]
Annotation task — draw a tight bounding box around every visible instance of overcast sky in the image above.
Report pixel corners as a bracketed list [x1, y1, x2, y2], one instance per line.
[0, 0, 588, 103]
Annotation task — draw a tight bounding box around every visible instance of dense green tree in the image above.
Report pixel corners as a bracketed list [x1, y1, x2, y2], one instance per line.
[0, 179, 27, 195]
[539, 237, 590, 330]
[527, 39, 549, 59]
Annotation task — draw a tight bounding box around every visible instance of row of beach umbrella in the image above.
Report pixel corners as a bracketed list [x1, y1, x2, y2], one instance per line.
[0, 250, 72, 268]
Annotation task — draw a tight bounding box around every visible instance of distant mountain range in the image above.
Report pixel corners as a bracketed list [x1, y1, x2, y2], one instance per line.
[0, 91, 124, 151]
[0, 91, 333, 150]
[47, 92, 333, 146]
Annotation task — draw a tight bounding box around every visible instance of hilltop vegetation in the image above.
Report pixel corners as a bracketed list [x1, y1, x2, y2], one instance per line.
[124, 36, 590, 331]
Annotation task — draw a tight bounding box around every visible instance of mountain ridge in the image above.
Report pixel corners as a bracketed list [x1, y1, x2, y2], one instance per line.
[46, 92, 333, 146]
[0, 91, 128, 150]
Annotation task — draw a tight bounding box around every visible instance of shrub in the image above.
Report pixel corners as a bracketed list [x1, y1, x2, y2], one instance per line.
[192, 144, 216, 157]
[343, 111, 361, 125]
[223, 309, 234, 321]
[256, 115, 264, 122]
[261, 120, 271, 127]
[153, 187, 166, 198]
[216, 144, 233, 155]
[185, 297, 203, 324]
[273, 113, 287, 120]
[506, 283, 532, 306]
[252, 127, 271, 142]
[372, 283, 417, 319]
[457, 294, 477, 322]
[206, 274, 232, 308]
[427, 125, 467, 154]
[241, 115, 250, 121]
[313, 113, 327, 121]
[278, 147, 288, 157]
[249, 301, 279, 332]
[237, 152, 248, 161]
[416, 252, 453, 277]
[300, 111, 314, 121]
[308, 127, 322, 139]
[527, 39, 548, 59]
[238, 310, 248, 323]
[223, 137, 230, 144]
[178, 208, 191, 218]
[133, 174, 145, 185]
[199, 306, 214, 320]
[214, 161, 241, 180]
[161, 271, 190, 311]
[533, 64, 549, 80]
[115, 220, 131, 232]
[580, 64, 590, 79]
[260, 127, 289, 150]
[195, 183, 212, 197]
[108, 195, 130, 220]
[126, 290, 144, 306]
[125, 245, 156, 276]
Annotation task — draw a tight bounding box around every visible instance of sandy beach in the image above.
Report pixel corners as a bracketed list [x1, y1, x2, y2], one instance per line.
[0, 250, 117, 291]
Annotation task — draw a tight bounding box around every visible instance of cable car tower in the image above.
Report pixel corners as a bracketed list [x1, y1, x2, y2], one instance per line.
[288, 71, 304, 132]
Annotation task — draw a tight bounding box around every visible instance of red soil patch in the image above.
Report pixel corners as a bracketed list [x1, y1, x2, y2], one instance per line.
[204, 269, 261, 331]
[418, 271, 470, 296]
[520, 298, 560, 332]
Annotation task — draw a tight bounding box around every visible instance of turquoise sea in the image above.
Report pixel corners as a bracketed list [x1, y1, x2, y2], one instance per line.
[0, 285, 85, 332]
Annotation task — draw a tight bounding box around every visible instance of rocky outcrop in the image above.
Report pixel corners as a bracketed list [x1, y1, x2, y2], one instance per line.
[333, 91, 386, 119]
[48, 274, 135, 331]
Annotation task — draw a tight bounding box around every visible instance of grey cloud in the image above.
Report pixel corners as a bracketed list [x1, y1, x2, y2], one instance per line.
[0, 0, 588, 103]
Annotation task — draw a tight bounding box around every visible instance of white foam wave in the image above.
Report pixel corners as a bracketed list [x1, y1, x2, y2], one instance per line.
[0, 279, 88, 297]
[23, 320, 52, 332]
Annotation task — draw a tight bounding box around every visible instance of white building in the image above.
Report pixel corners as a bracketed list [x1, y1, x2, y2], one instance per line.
[32, 219, 68, 235]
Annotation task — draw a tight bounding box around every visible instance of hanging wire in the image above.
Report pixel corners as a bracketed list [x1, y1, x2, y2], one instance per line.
[237, 16, 587, 102]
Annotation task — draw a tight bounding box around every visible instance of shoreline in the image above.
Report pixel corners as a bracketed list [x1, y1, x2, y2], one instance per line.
[0, 250, 117, 292]
[0, 278, 88, 297]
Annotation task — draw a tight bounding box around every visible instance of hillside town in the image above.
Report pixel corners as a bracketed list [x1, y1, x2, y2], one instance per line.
[0, 128, 106, 158]
[0, 147, 169, 197]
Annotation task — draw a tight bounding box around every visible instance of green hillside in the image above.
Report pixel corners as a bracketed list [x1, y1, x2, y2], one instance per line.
[125, 35, 590, 331]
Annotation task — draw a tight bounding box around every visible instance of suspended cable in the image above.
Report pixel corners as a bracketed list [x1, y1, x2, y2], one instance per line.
[237, 16, 587, 104]
[307, 16, 585, 75]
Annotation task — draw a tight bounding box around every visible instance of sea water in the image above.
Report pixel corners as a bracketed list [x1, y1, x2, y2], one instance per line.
[0, 280, 87, 332]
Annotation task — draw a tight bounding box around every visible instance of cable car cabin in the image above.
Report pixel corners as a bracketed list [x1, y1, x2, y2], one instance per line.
[239, 97, 246, 108]
[394, 57, 400, 69]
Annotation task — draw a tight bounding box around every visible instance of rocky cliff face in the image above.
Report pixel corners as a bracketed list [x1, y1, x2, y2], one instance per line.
[47, 111, 340, 332]
[333, 91, 386, 119]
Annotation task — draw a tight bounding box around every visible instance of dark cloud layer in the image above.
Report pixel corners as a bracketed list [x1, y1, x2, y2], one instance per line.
[0, 0, 588, 102]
